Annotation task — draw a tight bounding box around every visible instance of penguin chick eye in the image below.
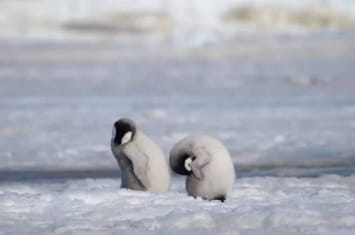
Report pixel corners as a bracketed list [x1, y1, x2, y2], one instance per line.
[121, 131, 133, 145]
[184, 158, 193, 172]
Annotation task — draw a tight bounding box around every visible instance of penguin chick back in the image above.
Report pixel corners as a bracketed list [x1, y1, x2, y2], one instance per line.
[124, 130, 171, 193]
[169, 135, 235, 201]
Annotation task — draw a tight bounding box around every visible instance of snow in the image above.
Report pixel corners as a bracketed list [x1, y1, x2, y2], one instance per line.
[0, 176, 354, 234]
[0, 30, 355, 233]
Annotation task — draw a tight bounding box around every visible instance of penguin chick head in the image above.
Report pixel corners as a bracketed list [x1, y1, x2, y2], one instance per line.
[170, 153, 197, 175]
[112, 118, 136, 146]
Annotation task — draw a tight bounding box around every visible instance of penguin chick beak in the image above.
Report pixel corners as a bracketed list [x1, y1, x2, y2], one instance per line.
[112, 126, 117, 140]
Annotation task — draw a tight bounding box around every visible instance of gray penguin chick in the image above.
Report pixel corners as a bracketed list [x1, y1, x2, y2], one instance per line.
[111, 118, 170, 193]
[169, 135, 235, 202]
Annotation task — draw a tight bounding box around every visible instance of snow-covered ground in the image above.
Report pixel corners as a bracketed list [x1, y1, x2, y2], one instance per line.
[1, 176, 355, 234]
[0, 31, 355, 234]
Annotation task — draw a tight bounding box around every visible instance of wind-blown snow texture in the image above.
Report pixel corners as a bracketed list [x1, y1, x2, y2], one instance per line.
[0, 32, 355, 234]
[1, 176, 355, 234]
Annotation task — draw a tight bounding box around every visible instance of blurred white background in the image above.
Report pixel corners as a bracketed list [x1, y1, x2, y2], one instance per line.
[1, 0, 355, 42]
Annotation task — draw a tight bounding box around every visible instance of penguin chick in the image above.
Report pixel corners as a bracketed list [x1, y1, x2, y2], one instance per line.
[111, 118, 170, 193]
[169, 135, 235, 202]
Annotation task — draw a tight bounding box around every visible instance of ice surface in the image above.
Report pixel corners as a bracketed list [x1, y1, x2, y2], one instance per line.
[0, 32, 355, 234]
[1, 33, 355, 173]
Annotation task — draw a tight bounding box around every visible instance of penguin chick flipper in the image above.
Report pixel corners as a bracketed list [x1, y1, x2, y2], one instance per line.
[191, 152, 211, 180]
[123, 145, 150, 189]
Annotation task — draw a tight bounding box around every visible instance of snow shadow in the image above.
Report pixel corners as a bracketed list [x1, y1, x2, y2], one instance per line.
[0, 165, 354, 183]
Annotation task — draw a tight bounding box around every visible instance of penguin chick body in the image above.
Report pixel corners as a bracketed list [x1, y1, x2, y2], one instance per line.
[170, 135, 235, 201]
[111, 118, 170, 193]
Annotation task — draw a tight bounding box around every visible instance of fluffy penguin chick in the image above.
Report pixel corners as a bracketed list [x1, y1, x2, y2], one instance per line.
[169, 135, 235, 202]
[111, 118, 170, 193]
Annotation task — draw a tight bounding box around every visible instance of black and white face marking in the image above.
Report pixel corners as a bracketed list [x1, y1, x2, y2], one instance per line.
[184, 156, 196, 172]
[112, 118, 136, 145]
[184, 158, 192, 172]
